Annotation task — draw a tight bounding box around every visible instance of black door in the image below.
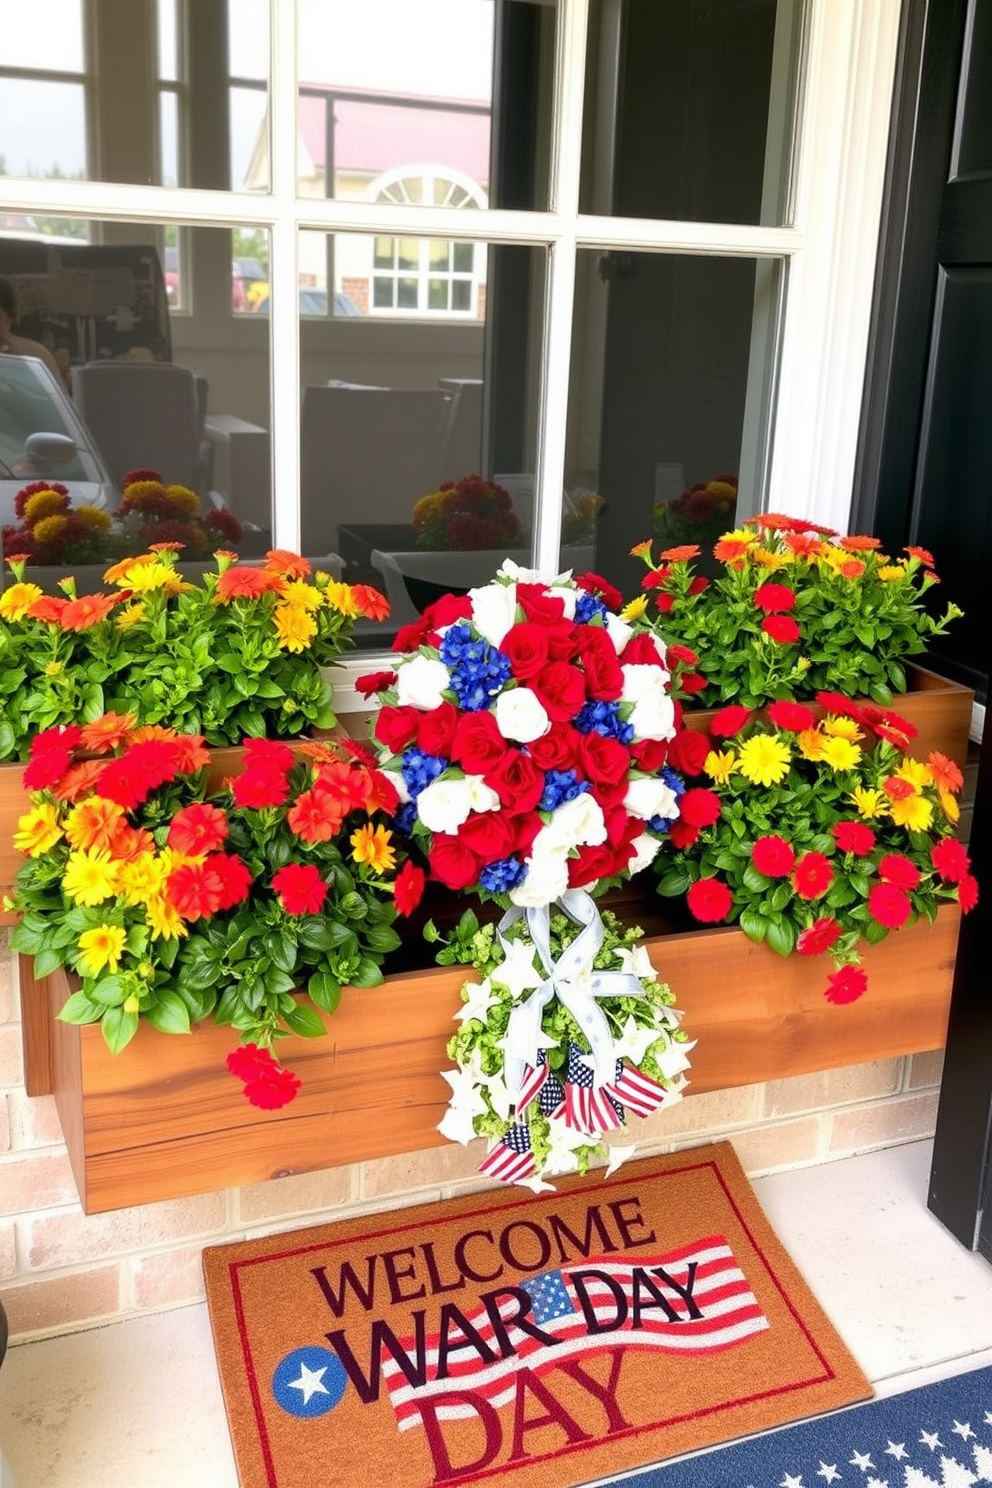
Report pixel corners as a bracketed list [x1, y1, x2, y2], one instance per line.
[855, 0, 992, 1254]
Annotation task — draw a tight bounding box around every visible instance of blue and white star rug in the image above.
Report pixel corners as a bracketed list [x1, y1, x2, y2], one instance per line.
[620, 1365, 992, 1488]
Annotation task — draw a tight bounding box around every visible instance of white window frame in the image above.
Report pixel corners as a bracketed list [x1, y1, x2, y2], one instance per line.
[0, 0, 901, 568]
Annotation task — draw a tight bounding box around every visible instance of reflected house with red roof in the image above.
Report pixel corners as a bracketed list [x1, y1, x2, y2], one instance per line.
[244, 85, 492, 318]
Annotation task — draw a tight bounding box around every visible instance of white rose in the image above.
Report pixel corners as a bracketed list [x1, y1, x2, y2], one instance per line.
[494, 687, 550, 743]
[416, 776, 476, 834]
[541, 793, 607, 849]
[604, 613, 634, 653]
[498, 559, 543, 583]
[396, 654, 450, 711]
[469, 581, 518, 645]
[548, 584, 577, 619]
[629, 690, 676, 742]
[628, 832, 662, 873]
[465, 776, 501, 813]
[509, 845, 571, 906]
[624, 776, 680, 822]
[621, 662, 671, 704]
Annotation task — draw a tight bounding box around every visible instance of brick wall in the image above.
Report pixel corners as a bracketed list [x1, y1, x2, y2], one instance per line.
[0, 943, 946, 1345]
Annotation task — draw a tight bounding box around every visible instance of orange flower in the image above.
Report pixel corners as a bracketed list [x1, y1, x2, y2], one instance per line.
[125, 724, 178, 744]
[839, 534, 883, 551]
[64, 796, 127, 853]
[172, 734, 211, 773]
[104, 552, 158, 584]
[79, 712, 139, 754]
[215, 566, 285, 602]
[109, 824, 156, 861]
[264, 549, 312, 578]
[659, 545, 701, 562]
[28, 594, 68, 624]
[927, 751, 964, 795]
[314, 758, 373, 814]
[628, 539, 653, 559]
[839, 558, 866, 579]
[883, 775, 916, 801]
[781, 531, 825, 558]
[286, 783, 347, 843]
[904, 545, 935, 568]
[51, 759, 108, 802]
[352, 583, 390, 622]
[747, 512, 800, 531]
[59, 592, 120, 631]
[713, 536, 753, 563]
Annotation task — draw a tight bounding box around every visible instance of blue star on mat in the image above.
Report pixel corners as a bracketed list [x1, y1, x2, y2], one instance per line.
[271, 1345, 348, 1418]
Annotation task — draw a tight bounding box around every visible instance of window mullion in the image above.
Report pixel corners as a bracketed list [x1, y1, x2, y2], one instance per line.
[267, 0, 301, 553]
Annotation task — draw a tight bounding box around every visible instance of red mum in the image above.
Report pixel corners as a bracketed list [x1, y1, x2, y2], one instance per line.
[709, 704, 753, 738]
[751, 835, 796, 878]
[931, 837, 970, 884]
[166, 860, 227, 920]
[686, 877, 733, 923]
[878, 854, 921, 891]
[766, 700, 817, 733]
[824, 964, 868, 1004]
[393, 860, 426, 917]
[796, 917, 842, 956]
[753, 582, 796, 613]
[959, 873, 979, 913]
[226, 1044, 302, 1109]
[761, 615, 801, 644]
[867, 881, 912, 929]
[792, 851, 833, 901]
[232, 763, 292, 810]
[211, 853, 253, 909]
[678, 788, 722, 828]
[272, 862, 328, 916]
[168, 803, 230, 857]
[832, 820, 876, 856]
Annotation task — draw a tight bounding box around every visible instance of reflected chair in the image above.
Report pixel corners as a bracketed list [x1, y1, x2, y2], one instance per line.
[72, 361, 213, 496]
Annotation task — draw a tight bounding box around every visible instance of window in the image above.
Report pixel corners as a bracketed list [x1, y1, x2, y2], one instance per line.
[0, 0, 902, 647]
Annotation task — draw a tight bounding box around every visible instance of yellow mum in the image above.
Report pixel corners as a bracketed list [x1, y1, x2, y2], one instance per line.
[751, 548, 791, 571]
[889, 794, 934, 831]
[895, 757, 933, 790]
[31, 514, 69, 544]
[280, 579, 323, 613]
[704, 749, 737, 784]
[117, 852, 169, 907]
[350, 822, 396, 874]
[144, 894, 188, 940]
[116, 561, 178, 592]
[323, 579, 359, 618]
[821, 714, 862, 741]
[818, 736, 863, 771]
[851, 787, 887, 819]
[23, 488, 67, 521]
[13, 803, 63, 856]
[77, 924, 127, 977]
[620, 595, 649, 622]
[76, 505, 113, 533]
[878, 564, 906, 581]
[0, 582, 44, 621]
[797, 728, 826, 761]
[62, 849, 119, 906]
[737, 734, 791, 787]
[165, 483, 201, 515]
[274, 602, 318, 653]
[115, 603, 147, 629]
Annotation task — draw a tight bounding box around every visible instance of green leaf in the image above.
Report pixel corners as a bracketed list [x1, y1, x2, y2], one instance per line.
[364, 923, 402, 954]
[101, 1005, 139, 1055]
[283, 1002, 326, 1038]
[57, 989, 104, 1025]
[656, 867, 692, 897]
[739, 907, 769, 943]
[766, 918, 797, 957]
[264, 932, 297, 975]
[32, 947, 66, 979]
[742, 863, 770, 894]
[297, 918, 338, 952]
[348, 957, 385, 989]
[145, 992, 192, 1035]
[308, 969, 342, 1014]
[87, 974, 125, 1007]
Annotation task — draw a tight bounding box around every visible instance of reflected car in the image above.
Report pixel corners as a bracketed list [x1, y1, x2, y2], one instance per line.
[0, 355, 117, 528]
[250, 289, 363, 317]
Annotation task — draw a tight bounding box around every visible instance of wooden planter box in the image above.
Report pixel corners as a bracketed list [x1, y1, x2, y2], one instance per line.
[34, 905, 960, 1215]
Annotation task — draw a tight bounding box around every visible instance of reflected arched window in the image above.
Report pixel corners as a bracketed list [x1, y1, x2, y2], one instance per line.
[370, 165, 487, 317]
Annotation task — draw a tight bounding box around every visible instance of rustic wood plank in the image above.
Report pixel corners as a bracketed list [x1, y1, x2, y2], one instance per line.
[17, 954, 54, 1097]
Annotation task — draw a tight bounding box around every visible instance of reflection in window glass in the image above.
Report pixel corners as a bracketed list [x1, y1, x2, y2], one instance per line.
[228, 0, 270, 81]
[160, 92, 179, 189]
[0, 81, 86, 179]
[300, 232, 544, 645]
[232, 85, 268, 191]
[2, 0, 84, 71]
[157, 0, 178, 81]
[566, 250, 783, 594]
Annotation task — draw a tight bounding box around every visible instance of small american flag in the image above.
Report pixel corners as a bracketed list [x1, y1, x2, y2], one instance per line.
[478, 1122, 535, 1183]
[563, 1044, 626, 1135]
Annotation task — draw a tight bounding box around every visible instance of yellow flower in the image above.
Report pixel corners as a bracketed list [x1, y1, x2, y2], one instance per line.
[23, 488, 67, 521]
[797, 728, 826, 760]
[77, 924, 127, 977]
[13, 803, 63, 856]
[64, 796, 126, 853]
[620, 594, 649, 622]
[412, 492, 444, 525]
[751, 547, 791, 570]
[878, 564, 906, 581]
[821, 715, 862, 741]
[817, 736, 863, 771]
[165, 483, 201, 515]
[796, 656, 811, 673]
[32, 514, 69, 544]
[704, 749, 737, 783]
[273, 602, 318, 653]
[0, 582, 44, 621]
[895, 757, 933, 790]
[889, 794, 934, 831]
[76, 505, 112, 532]
[115, 602, 146, 629]
[323, 579, 359, 617]
[851, 787, 887, 819]
[116, 853, 168, 906]
[144, 894, 188, 940]
[62, 849, 119, 906]
[940, 790, 960, 823]
[280, 579, 323, 613]
[44, 660, 64, 676]
[737, 734, 791, 787]
[116, 561, 178, 592]
[350, 822, 396, 874]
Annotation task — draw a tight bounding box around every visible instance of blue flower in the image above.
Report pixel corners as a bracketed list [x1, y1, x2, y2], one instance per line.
[575, 592, 608, 625]
[393, 801, 418, 835]
[575, 699, 634, 743]
[661, 766, 686, 797]
[539, 769, 590, 812]
[400, 747, 448, 798]
[479, 856, 526, 893]
[440, 620, 513, 712]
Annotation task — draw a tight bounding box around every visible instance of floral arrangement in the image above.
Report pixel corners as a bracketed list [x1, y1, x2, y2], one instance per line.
[360, 560, 701, 1187]
[1, 468, 243, 569]
[9, 716, 417, 1104]
[630, 515, 962, 708]
[653, 474, 738, 552]
[562, 489, 606, 546]
[653, 695, 977, 1003]
[0, 545, 389, 760]
[411, 474, 522, 551]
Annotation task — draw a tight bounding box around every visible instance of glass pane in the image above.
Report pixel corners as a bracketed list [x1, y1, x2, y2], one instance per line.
[231, 231, 269, 312]
[453, 242, 473, 273]
[296, 0, 552, 210]
[398, 240, 419, 271]
[0, 81, 86, 180]
[565, 248, 784, 591]
[580, 0, 803, 227]
[0, 220, 273, 583]
[160, 90, 179, 188]
[157, 0, 178, 81]
[428, 279, 448, 310]
[397, 278, 419, 308]
[955, 0, 992, 177]
[373, 279, 393, 308]
[302, 231, 544, 647]
[228, 0, 270, 80]
[373, 238, 393, 270]
[451, 280, 471, 311]
[429, 242, 450, 272]
[231, 85, 269, 191]
[3, 0, 83, 70]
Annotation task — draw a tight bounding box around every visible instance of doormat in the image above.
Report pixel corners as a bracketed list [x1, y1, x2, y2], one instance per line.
[623, 1364, 992, 1488]
[202, 1141, 871, 1488]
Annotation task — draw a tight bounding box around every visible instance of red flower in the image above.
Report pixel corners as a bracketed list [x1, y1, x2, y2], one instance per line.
[531, 661, 587, 723]
[97, 740, 185, 809]
[286, 783, 346, 843]
[766, 700, 817, 733]
[796, 917, 842, 956]
[668, 819, 700, 849]
[352, 583, 390, 622]
[168, 803, 230, 857]
[22, 726, 83, 791]
[243, 738, 295, 774]
[959, 873, 979, 913]
[832, 820, 876, 856]
[166, 860, 227, 920]
[516, 583, 566, 625]
[792, 851, 833, 901]
[824, 964, 868, 1004]
[459, 810, 516, 860]
[211, 853, 252, 909]
[678, 671, 709, 695]
[575, 627, 624, 700]
[665, 643, 699, 669]
[878, 854, 921, 891]
[751, 835, 796, 877]
[761, 615, 801, 644]
[620, 633, 666, 666]
[501, 623, 550, 680]
[931, 837, 970, 884]
[215, 566, 284, 601]
[686, 877, 733, 923]
[429, 836, 482, 891]
[484, 750, 545, 812]
[578, 732, 629, 786]
[417, 701, 459, 758]
[630, 738, 670, 772]
[450, 710, 509, 775]
[575, 571, 623, 610]
[568, 843, 617, 889]
[867, 881, 912, 929]
[666, 728, 711, 776]
[529, 724, 581, 771]
[226, 1044, 302, 1109]
[816, 692, 862, 719]
[393, 861, 426, 917]
[709, 705, 753, 738]
[272, 863, 328, 916]
[59, 592, 122, 631]
[654, 592, 675, 614]
[678, 788, 722, 828]
[753, 582, 796, 613]
[231, 763, 292, 810]
[356, 670, 397, 697]
[904, 545, 935, 568]
[374, 706, 421, 755]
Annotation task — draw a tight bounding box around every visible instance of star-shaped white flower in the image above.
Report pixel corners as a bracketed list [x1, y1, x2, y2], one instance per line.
[476, 1065, 514, 1122]
[543, 1114, 594, 1176]
[613, 1015, 664, 1065]
[492, 939, 545, 999]
[287, 1361, 329, 1405]
[615, 943, 657, 981]
[849, 1448, 874, 1471]
[605, 1143, 637, 1177]
[515, 1172, 557, 1194]
[654, 1040, 697, 1080]
[453, 976, 499, 1025]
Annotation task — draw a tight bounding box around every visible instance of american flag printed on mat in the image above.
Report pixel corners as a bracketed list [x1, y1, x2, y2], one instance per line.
[380, 1233, 769, 1431]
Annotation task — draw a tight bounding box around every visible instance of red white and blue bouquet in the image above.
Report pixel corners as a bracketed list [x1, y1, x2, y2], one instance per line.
[361, 560, 700, 1188]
